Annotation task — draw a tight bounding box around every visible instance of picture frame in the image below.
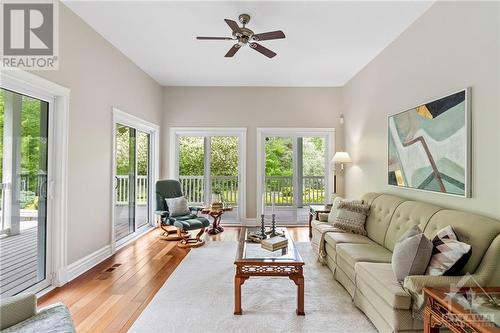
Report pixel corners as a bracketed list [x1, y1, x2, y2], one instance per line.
[387, 88, 471, 197]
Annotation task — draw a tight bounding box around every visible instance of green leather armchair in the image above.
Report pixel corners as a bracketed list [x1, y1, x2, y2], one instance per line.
[155, 179, 209, 247]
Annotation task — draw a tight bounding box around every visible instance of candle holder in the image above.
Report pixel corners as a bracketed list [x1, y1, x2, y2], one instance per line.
[270, 214, 277, 236]
[260, 214, 267, 239]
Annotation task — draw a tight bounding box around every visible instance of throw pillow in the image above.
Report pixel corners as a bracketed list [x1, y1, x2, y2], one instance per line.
[392, 225, 433, 281]
[165, 196, 190, 217]
[327, 196, 344, 223]
[426, 225, 472, 276]
[332, 200, 370, 235]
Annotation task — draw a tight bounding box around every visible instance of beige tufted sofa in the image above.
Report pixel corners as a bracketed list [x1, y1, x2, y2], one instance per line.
[311, 192, 500, 333]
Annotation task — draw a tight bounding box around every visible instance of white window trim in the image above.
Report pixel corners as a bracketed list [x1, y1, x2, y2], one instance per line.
[168, 127, 247, 221]
[256, 127, 335, 223]
[0, 69, 70, 288]
[111, 108, 159, 252]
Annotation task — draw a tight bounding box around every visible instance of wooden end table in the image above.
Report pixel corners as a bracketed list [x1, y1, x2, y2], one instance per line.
[234, 227, 305, 316]
[308, 205, 331, 238]
[201, 206, 233, 235]
[424, 287, 500, 333]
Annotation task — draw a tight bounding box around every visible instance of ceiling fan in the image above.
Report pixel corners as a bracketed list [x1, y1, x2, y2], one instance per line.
[196, 14, 285, 58]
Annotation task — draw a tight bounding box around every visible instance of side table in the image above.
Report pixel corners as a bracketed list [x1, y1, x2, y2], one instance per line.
[201, 206, 233, 235]
[308, 205, 331, 238]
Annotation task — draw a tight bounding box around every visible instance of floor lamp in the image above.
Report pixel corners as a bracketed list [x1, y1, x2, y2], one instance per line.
[331, 152, 352, 194]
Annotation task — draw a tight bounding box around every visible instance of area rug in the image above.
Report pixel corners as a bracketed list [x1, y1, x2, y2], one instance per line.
[130, 242, 377, 333]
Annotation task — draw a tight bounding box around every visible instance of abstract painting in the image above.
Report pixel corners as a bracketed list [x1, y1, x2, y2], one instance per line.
[388, 89, 470, 197]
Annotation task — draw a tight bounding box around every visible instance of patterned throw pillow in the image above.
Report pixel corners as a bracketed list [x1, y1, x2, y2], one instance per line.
[426, 226, 472, 276]
[165, 196, 190, 217]
[333, 200, 369, 235]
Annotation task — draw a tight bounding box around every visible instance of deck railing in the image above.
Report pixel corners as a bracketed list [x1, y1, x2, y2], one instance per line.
[115, 175, 325, 207]
[179, 176, 239, 205]
[265, 175, 325, 206]
[177, 175, 325, 206]
[116, 175, 148, 205]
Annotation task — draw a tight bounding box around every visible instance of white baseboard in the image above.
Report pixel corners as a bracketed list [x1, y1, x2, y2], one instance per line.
[65, 245, 112, 282]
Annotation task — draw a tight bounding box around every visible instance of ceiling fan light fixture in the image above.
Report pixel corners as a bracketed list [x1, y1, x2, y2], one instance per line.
[196, 14, 285, 58]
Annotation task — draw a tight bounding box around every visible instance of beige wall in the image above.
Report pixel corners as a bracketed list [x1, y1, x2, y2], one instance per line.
[162, 87, 343, 218]
[343, 1, 500, 219]
[33, 5, 163, 263]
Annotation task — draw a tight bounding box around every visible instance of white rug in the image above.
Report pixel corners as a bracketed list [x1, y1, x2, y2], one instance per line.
[130, 242, 377, 333]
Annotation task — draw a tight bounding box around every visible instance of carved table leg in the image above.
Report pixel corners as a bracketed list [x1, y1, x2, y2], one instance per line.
[207, 213, 224, 235]
[234, 275, 248, 315]
[290, 273, 305, 315]
[423, 308, 440, 333]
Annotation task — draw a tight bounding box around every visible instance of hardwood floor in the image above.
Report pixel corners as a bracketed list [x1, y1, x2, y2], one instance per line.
[38, 226, 309, 333]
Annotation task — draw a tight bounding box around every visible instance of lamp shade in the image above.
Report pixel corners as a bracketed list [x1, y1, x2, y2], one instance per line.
[331, 151, 352, 164]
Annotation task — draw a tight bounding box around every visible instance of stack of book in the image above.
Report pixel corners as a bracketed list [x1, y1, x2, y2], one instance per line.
[261, 236, 288, 251]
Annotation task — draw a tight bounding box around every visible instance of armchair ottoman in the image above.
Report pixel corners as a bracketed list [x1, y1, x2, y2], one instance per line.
[155, 179, 210, 248]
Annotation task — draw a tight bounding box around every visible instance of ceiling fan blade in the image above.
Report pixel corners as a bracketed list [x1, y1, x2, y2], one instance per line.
[224, 44, 241, 57]
[224, 19, 242, 34]
[252, 30, 286, 41]
[197, 36, 234, 40]
[250, 42, 277, 58]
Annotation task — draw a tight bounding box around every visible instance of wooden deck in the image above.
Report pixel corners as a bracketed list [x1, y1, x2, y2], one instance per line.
[0, 226, 39, 297]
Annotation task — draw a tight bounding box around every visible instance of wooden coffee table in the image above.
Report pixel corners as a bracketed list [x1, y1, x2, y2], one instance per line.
[234, 227, 305, 316]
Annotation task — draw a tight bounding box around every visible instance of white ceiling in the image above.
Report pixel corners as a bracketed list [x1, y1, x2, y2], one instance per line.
[64, 1, 433, 87]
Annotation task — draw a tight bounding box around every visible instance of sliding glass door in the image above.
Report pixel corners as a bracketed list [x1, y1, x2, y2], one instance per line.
[0, 88, 51, 297]
[173, 129, 246, 222]
[114, 123, 151, 244]
[261, 132, 330, 224]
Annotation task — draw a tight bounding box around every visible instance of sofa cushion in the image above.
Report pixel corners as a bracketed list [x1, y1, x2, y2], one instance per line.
[384, 201, 441, 251]
[337, 243, 393, 268]
[356, 262, 411, 310]
[364, 194, 405, 246]
[324, 232, 375, 248]
[336, 243, 393, 282]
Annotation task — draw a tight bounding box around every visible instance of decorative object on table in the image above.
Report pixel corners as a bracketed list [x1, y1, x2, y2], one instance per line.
[270, 213, 277, 236]
[388, 88, 471, 197]
[333, 200, 370, 235]
[426, 225, 472, 276]
[211, 185, 224, 206]
[261, 236, 288, 251]
[155, 180, 209, 247]
[260, 214, 267, 239]
[331, 151, 352, 193]
[201, 206, 233, 235]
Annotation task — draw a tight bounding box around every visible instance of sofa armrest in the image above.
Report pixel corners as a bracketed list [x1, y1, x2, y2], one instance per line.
[403, 274, 481, 295]
[0, 294, 37, 330]
[318, 213, 329, 222]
